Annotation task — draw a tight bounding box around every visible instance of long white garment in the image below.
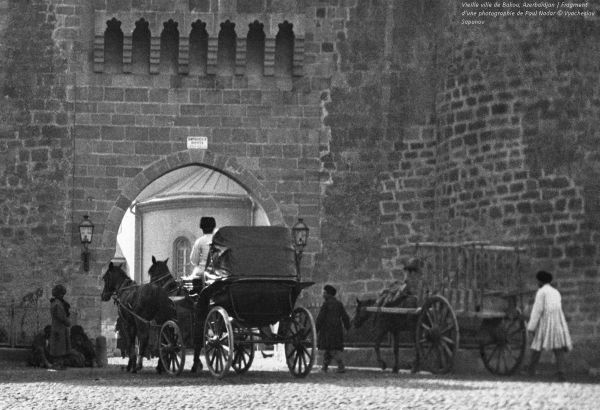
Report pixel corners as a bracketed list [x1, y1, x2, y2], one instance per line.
[527, 284, 573, 351]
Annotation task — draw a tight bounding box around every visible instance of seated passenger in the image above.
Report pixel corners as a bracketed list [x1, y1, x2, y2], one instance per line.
[182, 216, 217, 281]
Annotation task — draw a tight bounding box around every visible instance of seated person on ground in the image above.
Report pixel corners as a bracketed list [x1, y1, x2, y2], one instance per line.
[28, 325, 52, 368]
[70, 325, 97, 367]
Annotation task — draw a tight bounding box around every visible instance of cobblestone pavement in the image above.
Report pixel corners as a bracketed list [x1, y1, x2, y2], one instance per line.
[0, 356, 599, 410]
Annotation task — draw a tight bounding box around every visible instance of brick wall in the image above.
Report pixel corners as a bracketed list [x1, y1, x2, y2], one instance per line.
[0, 0, 77, 322]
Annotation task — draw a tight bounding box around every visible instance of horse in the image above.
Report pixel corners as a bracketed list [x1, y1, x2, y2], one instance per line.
[147, 256, 204, 373]
[101, 262, 177, 373]
[352, 296, 419, 373]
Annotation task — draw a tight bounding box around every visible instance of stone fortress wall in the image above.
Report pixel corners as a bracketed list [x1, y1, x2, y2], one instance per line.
[1, 0, 600, 369]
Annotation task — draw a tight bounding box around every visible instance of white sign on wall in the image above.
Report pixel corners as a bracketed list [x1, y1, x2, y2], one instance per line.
[187, 136, 208, 150]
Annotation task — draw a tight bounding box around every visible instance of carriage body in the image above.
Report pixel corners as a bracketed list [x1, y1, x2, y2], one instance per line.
[201, 226, 313, 327]
[185, 226, 317, 378]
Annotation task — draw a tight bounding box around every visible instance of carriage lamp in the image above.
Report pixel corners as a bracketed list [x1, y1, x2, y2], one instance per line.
[292, 218, 309, 278]
[78, 214, 94, 272]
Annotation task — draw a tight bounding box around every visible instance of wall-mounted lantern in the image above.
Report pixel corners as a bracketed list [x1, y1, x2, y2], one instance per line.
[292, 218, 309, 280]
[78, 214, 94, 272]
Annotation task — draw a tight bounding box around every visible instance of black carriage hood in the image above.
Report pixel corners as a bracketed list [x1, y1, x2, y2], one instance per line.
[210, 226, 297, 277]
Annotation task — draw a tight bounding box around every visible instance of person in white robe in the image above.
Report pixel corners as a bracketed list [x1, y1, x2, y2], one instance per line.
[182, 216, 217, 282]
[525, 270, 572, 381]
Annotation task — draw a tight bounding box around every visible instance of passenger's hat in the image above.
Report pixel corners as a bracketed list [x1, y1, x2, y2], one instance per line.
[200, 216, 216, 233]
[536, 270, 553, 284]
[323, 284, 337, 296]
[403, 257, 420, 272]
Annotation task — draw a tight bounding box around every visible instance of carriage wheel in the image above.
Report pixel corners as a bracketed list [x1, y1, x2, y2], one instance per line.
[479, 315, 526, 376]
[415, 295, 459, 374]
[284, 307, 316, 378]
[158, 320, 186, 376]
[232, 329, 255, 374]
[204, 306, 234, 378]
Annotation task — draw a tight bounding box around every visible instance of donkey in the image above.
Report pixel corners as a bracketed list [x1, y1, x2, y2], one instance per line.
[101, 262, 176, 373]
[147, 256, 204, 373]
[352, 296, 419, 373]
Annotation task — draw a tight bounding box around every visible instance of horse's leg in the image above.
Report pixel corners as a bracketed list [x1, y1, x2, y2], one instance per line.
[126, 327, 137, 372]
[392, 330, 400, 373]
[136, 328, 148, 372]
[373, 323, 387, 371]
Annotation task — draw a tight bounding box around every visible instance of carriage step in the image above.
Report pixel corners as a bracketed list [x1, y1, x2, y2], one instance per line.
[364, 307, 421, 314]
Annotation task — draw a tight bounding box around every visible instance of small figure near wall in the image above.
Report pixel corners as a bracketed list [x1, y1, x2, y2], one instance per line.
[524, 270, 572, 382]
[316, 285, 351, 373]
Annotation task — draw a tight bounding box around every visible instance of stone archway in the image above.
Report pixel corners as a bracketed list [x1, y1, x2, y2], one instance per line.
[100, 149, 285, 252]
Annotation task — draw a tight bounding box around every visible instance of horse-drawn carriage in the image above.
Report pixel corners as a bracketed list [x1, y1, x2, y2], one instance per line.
[102, 225, 317, 379]
[354, 241, 534, 376]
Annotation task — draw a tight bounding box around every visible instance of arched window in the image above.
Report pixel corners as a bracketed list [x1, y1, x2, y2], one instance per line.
[275, 21, 294, 78]
[160, 19, 179, 74]
[189, 20, 208, 75]
[217, 20, 236, 76]
[172, 237, 191, 279]
[246, 20, 265, 77]
[132, 18, 150, 74]
[104, 18, 123, 73]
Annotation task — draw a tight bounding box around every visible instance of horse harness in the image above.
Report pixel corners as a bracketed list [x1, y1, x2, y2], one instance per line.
[111, 279, 158, 327]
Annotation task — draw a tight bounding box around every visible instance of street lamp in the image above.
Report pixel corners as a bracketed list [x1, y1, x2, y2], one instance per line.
[78, 215, 94, 272]
[292, 218, 309, 279]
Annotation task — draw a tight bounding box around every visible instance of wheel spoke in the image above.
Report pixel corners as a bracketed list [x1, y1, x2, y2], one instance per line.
[425, 309, 434, 326]
[440, 324, 455, 335]
[441, 335, 455, 346]
[437, 345, 447, 369]
[440, 339, 454, 357]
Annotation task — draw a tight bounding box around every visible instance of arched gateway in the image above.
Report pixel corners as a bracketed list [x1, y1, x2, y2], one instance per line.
[97, 149, 286, 348]
[100, 149, 285, 253]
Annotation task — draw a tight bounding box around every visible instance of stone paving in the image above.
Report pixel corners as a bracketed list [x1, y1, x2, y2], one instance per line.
[0, 355, 599, 410]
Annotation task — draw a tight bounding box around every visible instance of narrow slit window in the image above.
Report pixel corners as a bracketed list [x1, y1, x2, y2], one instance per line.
[173, 237, 191, 279]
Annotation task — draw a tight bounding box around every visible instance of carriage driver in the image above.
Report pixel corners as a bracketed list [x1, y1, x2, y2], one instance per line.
[375, 257, 419, 307]
[182, 216, 217, 282]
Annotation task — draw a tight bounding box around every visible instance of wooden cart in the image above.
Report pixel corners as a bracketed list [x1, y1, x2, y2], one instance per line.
[365, 241, 534, 375]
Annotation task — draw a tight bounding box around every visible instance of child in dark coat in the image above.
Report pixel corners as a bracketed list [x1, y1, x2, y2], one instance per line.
[316, 285, 351, 373]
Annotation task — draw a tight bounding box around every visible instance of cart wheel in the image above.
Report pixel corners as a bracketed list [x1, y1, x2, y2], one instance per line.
[232, 329, 255, 374]
[158, 320, 186, 376]
[479, 315, 526, 376]
[204, 306, 234, 378]
[284, 307, 316, 378]
[416, 295, 459, 374]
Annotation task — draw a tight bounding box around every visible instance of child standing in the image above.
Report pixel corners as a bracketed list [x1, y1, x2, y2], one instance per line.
[525, 270, 572, 381]
[316, 285, 351, 373]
